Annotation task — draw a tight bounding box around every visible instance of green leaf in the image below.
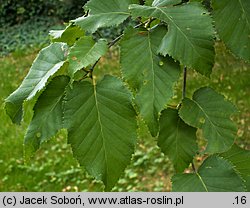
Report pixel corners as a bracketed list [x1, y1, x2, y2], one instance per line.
[64, 75, 137, 190]
[73, 0, 133, 33]
[5, 43, 68, 124]
[158, 108, 197, 173]
[120, 26, 180, 136]
[25, 76, 69, 155]
[129, 3, 215, 76]
[212, 0, 250, 62]
[50, 25, 84, 46]
[152, 0, 181, 7]
[220, 144, 250, 191]
[172, 156, 246, 192]
[145, 0, 154, 5]
[68, 36, 108, 78]
[220, 144, 250, 177]
[179, 87, 237, 153]
[246, 176, 250, 192]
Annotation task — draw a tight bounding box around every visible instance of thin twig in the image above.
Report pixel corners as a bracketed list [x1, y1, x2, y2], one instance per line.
[95, 30, 103, 39]
[177, 66, 187, 109]
[84, 10, 89, 17]
[145, 18, 156, 28]
[79, 72, 90, 81]
[108, 19, 154, 48]
[87, 34, 123, 78]
[83, 18, 154, 80]
[192, 162, 197, 173]
[167, 104, 178, 109]
[134, 19, 148, 28]
[108, 34, 124, 48]
[89, 59, 99, 76]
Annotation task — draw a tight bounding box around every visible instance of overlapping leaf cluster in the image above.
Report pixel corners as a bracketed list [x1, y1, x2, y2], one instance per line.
[5, 0, 250, 191]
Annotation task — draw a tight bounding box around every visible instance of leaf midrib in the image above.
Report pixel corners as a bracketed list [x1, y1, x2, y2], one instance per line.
[88, 11, 130, 16]
[157, 7, 202, 60]
[238, 0, 250, 29]
[33, 91, 65, 132]
[93, 82, 109, 182]
[81, 40, 105, 67]
[197, 173, 209, 192]
[147, 31, 156, 110]
[192, 99, 227, 148]
[5, 101, 22, 123]
[27, 61, 65, 100]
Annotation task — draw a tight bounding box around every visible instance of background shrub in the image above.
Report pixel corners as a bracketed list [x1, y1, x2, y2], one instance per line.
[0, 0, 135, 57]
[0, 0, 88, 56]
[0, 16, 64, 57]
[0, 0, 88, 27]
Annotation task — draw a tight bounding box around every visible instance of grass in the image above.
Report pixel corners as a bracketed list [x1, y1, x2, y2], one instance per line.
[0, 42, 249, 191]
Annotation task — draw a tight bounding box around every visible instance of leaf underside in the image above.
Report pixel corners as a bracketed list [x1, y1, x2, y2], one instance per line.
[120, 26, 180, 136]
[129, 2, 215, 76]
[212, 0, 250, 62]
[25, 76, 69, 155]
[179, 87, 237, 153]
[158, 108, 197, 173]
[73, 0, 134, 33]
[5, 43, 68, 124]
[64, 75, 137, 190]
[172, 156, 246, 192]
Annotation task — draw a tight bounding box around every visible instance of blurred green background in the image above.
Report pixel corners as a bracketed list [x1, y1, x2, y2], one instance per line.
[0, 0, 249, 192]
